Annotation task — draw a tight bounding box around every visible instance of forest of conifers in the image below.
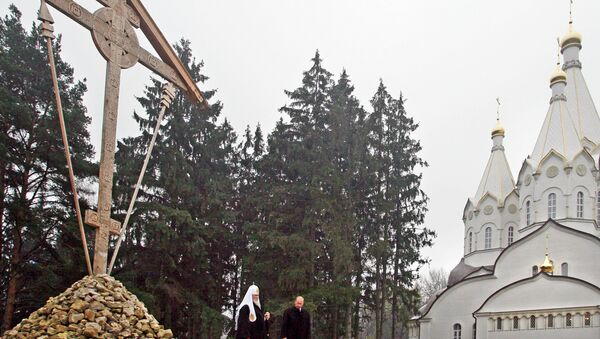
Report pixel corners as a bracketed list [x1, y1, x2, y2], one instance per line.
[0, 5, 435, 338]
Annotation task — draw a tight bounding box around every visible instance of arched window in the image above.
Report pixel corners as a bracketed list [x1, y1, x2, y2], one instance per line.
[507, 226, 514, 245]
[561, 262, 568, 276]
[548, 193, 556, 219]
[532, 265, 539, 275]
[585, 312, 591, 327]
[548, 314, 554, 328]
[496, 317, 502, 330]
[513, 316, 519, 329]
[526, 200, 531, 225]
[469, 232, 473, 253]
[577, 191, 584, 218]
[484, 227, 492, 249]
[566, 313, 572, 327]
[529, 315, 536, 329]
[453, 323, 461, 339]
[596, 191, 600, 224]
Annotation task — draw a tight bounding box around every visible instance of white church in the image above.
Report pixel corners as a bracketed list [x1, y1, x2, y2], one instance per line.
[408, 17, 600, 339]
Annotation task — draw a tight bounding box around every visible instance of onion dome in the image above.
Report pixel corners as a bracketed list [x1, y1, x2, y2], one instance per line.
[550, 66, 567, 85]
[540, 253, 554, 274]
[491, 119, 505, 137]
[560, 24, 582, 49]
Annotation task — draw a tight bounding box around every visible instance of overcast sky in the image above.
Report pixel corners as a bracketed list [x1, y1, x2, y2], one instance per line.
[7, 0, 600, 274]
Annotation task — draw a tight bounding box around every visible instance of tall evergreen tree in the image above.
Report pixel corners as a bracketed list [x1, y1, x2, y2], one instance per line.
[246, 51, 334, 332]
[113, 39, 237, 338]
[0, 5, 95, 333]
[363, 81, 435, 339]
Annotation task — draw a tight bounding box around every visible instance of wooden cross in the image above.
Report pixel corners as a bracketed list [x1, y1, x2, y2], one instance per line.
[44, 0, 206, 274]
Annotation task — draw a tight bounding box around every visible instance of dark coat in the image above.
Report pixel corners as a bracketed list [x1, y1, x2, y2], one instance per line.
[236, 304, 270, 339]
[280, 307, 310, 339]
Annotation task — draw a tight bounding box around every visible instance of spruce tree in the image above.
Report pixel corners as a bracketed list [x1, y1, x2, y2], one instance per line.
[113, 39, 237, 338]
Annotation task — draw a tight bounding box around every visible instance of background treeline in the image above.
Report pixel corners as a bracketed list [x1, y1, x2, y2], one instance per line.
[0, 6, 435, 338]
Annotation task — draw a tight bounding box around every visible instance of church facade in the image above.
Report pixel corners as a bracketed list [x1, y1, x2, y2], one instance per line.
[408, 20, 600, 339]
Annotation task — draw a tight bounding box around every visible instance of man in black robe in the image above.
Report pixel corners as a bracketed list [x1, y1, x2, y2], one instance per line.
[281, 296, 310, 339]
[236, 285, 272, 339]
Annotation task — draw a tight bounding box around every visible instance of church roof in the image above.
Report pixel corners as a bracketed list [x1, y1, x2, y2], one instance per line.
[563, 44, 600, 150]
[447, 258, 493, 287]
[472, 131, 515, 206]
[530, 74, 583, 167]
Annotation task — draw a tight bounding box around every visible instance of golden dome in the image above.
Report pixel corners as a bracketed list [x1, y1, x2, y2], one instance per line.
[560, 25, 582, 48]
[540, 253, 554, 274]
[491, 120, 505, 137]
[550, 66, 567, 85]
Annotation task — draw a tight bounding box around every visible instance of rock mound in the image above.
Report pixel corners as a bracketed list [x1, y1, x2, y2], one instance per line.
[2, 274, 173, 339]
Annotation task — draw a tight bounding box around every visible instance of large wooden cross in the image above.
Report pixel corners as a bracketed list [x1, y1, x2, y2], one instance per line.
[44, 0, 206, 274]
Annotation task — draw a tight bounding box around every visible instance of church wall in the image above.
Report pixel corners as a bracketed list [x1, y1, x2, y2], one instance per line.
[423, 276, 495, 339]
[476, 313, 600, 339]
[477, 276, 600, 313]
[424, 223, 600, 339]
[463, 193, 520, 265]
[494, 225, 600, 285]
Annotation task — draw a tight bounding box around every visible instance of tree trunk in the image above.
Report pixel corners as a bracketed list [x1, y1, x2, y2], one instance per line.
[332, 305, 339, 339]
[391, 266, 398, 338]
[345, 302, 352, 339]
[375, 258, 381, 339]
[0, 163, 6, 260]
[353, 228, 365, 339]
[2, 212, 23, 333]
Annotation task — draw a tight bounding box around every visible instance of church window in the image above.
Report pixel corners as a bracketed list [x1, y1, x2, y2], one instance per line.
[532, 265, 538, 275]
[585, 312, 591, 327]
[526, 200, 531, 225]
[496, 318, 502, 330]
[548, 193, 556, 219]
[484, 227, 492, 249]
[529, 315, 536, 329]
[548, 314, 554, 328]
[507, 226, 514, 245]
[561, 262, 568, 276]
[469, 232, 473, 253]
[566, 313, 572, 327]
[577, 191, 584, 218]
[453, 323, 461, 339]
[596, 191, 600, 224]
[513, 316, 519, 329]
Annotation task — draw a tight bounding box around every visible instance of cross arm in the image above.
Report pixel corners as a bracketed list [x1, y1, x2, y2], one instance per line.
[45, 0, 187, 89]
[46, 0, 95, 31]
[128, 0, 208, 108]
[85, 209, 121, 235]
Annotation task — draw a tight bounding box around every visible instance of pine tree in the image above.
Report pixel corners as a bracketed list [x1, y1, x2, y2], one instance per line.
[0, 5, 95, 332]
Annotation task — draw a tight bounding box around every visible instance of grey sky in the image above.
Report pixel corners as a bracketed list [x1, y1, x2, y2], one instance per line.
[7, 0, 600, 274]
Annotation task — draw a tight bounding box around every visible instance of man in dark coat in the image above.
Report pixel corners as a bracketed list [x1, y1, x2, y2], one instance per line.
[281, 296, 310, 339]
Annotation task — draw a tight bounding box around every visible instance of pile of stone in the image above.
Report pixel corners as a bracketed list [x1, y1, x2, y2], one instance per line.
[2, 274, 173, 339]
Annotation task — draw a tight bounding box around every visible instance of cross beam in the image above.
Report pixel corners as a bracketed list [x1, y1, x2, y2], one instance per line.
[46, 0, 186, 89]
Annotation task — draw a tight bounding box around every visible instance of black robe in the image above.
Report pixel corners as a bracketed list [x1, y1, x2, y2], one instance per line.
[236, 303, 270, 339]
[281, 307, 310, 339]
